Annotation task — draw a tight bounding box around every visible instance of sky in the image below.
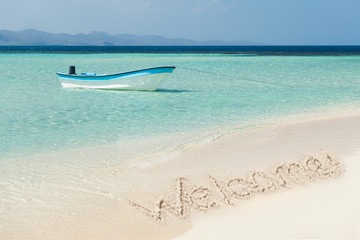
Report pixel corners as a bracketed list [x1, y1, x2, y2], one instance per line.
[0, 0, 359, 45]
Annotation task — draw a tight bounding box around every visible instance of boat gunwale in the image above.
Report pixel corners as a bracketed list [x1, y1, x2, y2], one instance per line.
[56, 66, 175, 78]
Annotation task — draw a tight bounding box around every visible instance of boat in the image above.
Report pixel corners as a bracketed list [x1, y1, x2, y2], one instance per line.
[56, 66, 175, 90]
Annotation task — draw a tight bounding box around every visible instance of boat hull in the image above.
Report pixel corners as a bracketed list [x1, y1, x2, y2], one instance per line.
[56, 66, 175, 90]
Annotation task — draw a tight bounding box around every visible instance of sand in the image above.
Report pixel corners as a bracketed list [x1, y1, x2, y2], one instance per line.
[173, 153, 360, 240]
[1, 111, 360, 239]
[132, 111, 360, 239]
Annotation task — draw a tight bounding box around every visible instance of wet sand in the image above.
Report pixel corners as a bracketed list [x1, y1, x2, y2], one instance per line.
[1, 112, 360, 239]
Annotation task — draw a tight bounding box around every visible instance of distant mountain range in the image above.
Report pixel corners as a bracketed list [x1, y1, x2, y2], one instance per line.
[0, 29, 260, 46]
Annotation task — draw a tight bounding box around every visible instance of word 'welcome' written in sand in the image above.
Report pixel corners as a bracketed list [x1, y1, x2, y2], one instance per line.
[129, 153, 343, 222]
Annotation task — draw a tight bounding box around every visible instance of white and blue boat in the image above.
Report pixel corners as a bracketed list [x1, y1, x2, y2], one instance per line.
[56, 66, 175, 90]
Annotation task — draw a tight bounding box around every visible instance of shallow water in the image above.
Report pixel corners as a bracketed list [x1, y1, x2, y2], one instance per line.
[1, 53, 360, 162]
[1, 52, 360, 235]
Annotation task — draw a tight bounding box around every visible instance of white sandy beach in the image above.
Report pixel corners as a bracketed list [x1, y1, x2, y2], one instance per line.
[139, 112, 360, 239]
[174, 151, 360, 240]
[1, 111, 360, 240]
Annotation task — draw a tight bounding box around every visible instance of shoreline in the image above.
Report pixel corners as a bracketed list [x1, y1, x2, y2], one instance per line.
[3, 103, 360, 165]
[1, 111, 360, 239]
[133, 111, 360, 239]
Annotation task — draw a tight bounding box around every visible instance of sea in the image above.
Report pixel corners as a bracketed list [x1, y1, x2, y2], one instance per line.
[1, 46, 360, 231]
[1, 46, 360, 163]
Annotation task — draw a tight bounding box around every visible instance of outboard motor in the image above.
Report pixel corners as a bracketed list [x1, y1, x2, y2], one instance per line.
[69, 66, 76, 75]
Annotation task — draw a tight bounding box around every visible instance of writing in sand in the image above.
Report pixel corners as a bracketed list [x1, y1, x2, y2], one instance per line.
[129, 152, 343, 222]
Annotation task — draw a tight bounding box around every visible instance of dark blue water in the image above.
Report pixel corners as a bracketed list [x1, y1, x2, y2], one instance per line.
[1, 45, 360, 55]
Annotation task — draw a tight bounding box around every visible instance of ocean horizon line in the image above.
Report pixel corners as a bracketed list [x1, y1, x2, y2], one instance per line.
[1, 45, 360, 55]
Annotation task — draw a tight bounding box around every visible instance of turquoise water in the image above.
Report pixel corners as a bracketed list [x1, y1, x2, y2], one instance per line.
[1, 53, 360, 161]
